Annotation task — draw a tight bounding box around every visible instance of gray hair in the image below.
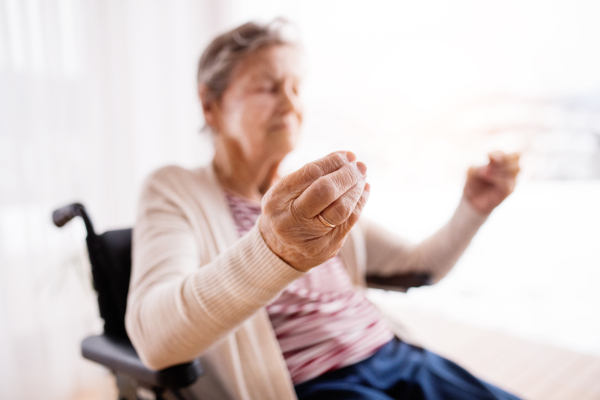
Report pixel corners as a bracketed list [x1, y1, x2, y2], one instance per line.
[197, 18, 302, 107]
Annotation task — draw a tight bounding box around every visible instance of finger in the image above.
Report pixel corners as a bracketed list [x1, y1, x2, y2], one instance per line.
[488, 151, 506, 165]
[347, 182, 370, 227]
[508, 152, 521, 162]
[489, 151, 521, 168]
[467, 166, 479, 180]
[479, 167, 519, 188]
[294, 160, 367, 218]
[479, 152, 520, 180]
[488, 159, 520, 178]
[472, 165, 493, 181]
[277, 151, 355, 198]
[328, 182, 371, 242]
[488, 164, 520, 176]
[318, 178, 366, 226]
[491, 153, 519, 166]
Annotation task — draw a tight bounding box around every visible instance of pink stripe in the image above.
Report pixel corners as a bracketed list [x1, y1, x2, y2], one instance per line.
[225, 191, 394, 384]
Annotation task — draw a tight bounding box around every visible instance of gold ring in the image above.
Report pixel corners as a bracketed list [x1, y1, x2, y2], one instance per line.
[317, 213, 336, 228]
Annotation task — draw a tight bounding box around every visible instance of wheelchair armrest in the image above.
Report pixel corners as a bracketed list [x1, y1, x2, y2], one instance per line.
[81, 334, 202, 388]
[366, 273, 432, 292]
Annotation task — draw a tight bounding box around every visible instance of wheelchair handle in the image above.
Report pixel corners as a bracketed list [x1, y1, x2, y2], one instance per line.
[53, 203, 85, 227]
[52, 203, 97, 236]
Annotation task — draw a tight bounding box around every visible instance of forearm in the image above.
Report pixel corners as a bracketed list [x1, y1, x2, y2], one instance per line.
[364, 196, 488, 283]
[125, 225, 303, 370]
[400, 196, 488, 282]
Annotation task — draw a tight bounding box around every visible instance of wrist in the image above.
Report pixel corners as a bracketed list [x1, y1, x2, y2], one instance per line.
[463, 193, 494, 216]
[258, 217, 307, 272]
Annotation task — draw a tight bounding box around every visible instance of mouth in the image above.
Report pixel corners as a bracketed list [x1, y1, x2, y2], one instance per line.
[269, 120, 296, 133]
[270, 123, 289, 131]
[270, 115, 301, 133]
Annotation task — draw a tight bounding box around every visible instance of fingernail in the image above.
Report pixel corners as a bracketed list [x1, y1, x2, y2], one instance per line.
[357, 161, 367, 175]
[362, 184, 371, 200]
[346, 151, 357, 162]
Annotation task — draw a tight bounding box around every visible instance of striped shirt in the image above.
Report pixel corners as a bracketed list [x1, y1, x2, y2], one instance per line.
[225, 190, 394, 384]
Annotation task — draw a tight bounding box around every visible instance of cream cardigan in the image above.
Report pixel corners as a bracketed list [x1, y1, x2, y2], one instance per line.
[125, 164, 487, 400]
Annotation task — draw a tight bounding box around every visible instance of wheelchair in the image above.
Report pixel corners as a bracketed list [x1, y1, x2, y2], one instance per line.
[52, 202, 431, 400]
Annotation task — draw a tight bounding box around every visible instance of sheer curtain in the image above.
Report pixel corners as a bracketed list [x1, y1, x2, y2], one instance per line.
[0, 0, 228, 398]
[2, 0, 600, 398]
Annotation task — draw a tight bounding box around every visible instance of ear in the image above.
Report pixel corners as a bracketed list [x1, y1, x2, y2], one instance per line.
[198, 84, 217, 129]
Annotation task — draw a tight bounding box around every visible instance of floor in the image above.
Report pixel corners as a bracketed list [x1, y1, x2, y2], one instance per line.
[69, 305, 600, 400]
[380, 304, 600, 400]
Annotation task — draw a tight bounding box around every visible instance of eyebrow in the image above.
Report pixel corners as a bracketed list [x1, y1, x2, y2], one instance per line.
[250, 71, 277, 81]
[247, 68, 301, 83]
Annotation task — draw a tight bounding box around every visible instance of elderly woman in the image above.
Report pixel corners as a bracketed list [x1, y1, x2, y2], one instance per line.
[126, 20, 521, 400]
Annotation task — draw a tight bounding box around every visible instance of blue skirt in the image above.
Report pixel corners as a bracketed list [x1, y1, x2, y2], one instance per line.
[294, 338, 521, 400]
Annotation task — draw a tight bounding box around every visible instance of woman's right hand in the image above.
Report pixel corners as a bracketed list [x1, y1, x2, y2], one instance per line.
[259, 151, 370, 272]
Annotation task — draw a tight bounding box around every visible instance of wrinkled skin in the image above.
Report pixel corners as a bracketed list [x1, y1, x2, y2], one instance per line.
[259, 150, 369, 272]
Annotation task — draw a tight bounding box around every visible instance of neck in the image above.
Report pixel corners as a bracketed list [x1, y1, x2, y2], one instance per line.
[212, 140, 283, 203]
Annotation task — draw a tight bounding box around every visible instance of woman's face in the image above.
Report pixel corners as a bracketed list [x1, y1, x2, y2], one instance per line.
[205, 44, 304, 163]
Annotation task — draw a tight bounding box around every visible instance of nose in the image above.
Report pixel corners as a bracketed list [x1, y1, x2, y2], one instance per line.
[279, 84, 301, 115]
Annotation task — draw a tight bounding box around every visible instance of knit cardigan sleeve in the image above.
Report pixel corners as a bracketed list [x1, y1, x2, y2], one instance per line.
[362, 196, 489, 283]
[125, 167, 304, 370]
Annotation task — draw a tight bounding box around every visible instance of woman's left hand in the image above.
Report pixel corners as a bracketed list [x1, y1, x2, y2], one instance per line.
[463, 151, 521, 215]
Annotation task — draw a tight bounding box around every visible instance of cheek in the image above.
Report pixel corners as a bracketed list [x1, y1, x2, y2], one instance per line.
[238, 94, 278, 130]
[221, 94, 265, 134]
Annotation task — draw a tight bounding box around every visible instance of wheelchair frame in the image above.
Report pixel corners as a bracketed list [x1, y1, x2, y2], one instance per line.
[52, 202, 431, 400]
[53, 203, 202, 400]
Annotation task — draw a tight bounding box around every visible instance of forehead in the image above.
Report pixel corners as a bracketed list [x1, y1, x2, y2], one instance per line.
[232, 45, 305, 83]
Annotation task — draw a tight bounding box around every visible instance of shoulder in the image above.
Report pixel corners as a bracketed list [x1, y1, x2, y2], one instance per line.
[138, 164, 215, 207]
[143, 164, 212, 191]
[144, 165, 195, 185]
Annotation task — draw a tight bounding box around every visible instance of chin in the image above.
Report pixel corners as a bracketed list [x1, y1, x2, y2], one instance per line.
[270, 126, 299, 144]
[265, 133, 298, 157]
[271, 141, 296, 157]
